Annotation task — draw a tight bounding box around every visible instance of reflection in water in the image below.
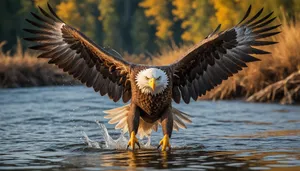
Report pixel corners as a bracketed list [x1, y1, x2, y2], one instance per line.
[216, 119, 273, 125]
[0, 86, 300, 170]
[225, 129, 300, 138]
[64, 148, 300, 170]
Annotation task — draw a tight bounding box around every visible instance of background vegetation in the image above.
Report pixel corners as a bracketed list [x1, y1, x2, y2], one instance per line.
[0, 0, 299, 103]
[1, 0, 299, 54]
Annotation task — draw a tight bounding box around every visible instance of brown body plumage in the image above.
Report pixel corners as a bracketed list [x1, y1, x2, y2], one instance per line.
[131, 66, 172, 118]
[128, 66, 174, 140]
[24, 4, 280, 151]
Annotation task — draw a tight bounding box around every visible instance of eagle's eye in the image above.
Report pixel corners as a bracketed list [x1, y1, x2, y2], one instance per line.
[156, 76, 161, 81]
[145, 76, 150, 80]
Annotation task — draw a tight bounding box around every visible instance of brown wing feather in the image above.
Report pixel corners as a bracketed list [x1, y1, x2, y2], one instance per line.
[169, 5, 280, 104]
[24, 3, 132, 103]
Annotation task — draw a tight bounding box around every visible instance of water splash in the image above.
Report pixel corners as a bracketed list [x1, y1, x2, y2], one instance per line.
[82, 120, 153, 149]
[82, 131, 100, 148]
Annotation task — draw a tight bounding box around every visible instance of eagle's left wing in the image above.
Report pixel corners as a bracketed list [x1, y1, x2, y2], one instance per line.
[168, 6, 280, 104]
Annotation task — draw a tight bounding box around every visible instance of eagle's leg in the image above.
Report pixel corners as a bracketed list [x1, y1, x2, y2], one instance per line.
[127, 103, 140, 150]
[158, 107, 173, 151]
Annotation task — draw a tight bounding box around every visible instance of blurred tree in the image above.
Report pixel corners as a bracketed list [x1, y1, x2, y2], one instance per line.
[172, 0, 215, 43]
[33, 0, 48, 7]
[210, 0, 300, 29]
[56, 0, 102, 44]
[130, 8, 152, 54]
[1, 0, 299, 55]
[78, 0, 102, 43]
[293, 0, 300, 21]
[98, 0, 122, 51]
[0, 0, 35, 52]
[139, 0, 173, 41]
[56, 0, 83, 30]
[210, 0, 241, 29]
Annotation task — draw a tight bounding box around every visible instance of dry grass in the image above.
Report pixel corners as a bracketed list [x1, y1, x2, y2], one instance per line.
[0, 20, 299, 103]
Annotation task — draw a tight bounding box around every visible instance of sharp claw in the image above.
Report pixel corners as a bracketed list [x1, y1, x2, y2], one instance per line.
[157, 140, 163, 150]
[157, 144, 161, 150]
[127, 131, 140, 151]
[158, 135, 171, 151]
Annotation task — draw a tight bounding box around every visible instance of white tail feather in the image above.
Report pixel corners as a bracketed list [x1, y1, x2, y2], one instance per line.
[104, 104, 192, 139]
[172, 108, 192, 123]
[108, 111, 127, 124]
[173, 122, 179, 131]
[115, 117, 127, 129]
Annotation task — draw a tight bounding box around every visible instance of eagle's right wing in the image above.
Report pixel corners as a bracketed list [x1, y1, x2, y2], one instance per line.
[24, 3, 132, 103]
[168, 6, 280, 104]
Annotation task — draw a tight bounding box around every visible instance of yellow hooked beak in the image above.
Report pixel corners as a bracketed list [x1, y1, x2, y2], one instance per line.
[148, 78, 156, 91]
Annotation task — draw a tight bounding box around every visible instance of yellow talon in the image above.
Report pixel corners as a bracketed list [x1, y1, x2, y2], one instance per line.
[127, 131, 140, 150]
[158, 134, 171, 151]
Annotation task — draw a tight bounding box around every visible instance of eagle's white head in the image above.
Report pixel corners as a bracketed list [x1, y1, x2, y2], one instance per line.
[135, 68, 169, 95]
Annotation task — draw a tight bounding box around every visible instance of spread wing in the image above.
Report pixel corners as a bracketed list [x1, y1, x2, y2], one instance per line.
[24, 3, 132, 103]
[169, 6, 280, 104]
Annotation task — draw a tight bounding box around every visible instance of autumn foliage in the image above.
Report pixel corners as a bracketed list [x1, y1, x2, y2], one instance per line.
[1, 0, 300, 53]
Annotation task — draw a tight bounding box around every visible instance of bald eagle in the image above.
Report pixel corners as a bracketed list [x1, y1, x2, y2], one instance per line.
[24, 4, 280, 151]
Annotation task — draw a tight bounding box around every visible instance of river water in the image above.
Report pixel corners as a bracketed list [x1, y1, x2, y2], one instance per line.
[0, 86, 300, 171]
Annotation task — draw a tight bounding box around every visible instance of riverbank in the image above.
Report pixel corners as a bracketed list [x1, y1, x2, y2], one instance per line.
[1, 20, 299, 104]
[0, 41, 78, 88]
